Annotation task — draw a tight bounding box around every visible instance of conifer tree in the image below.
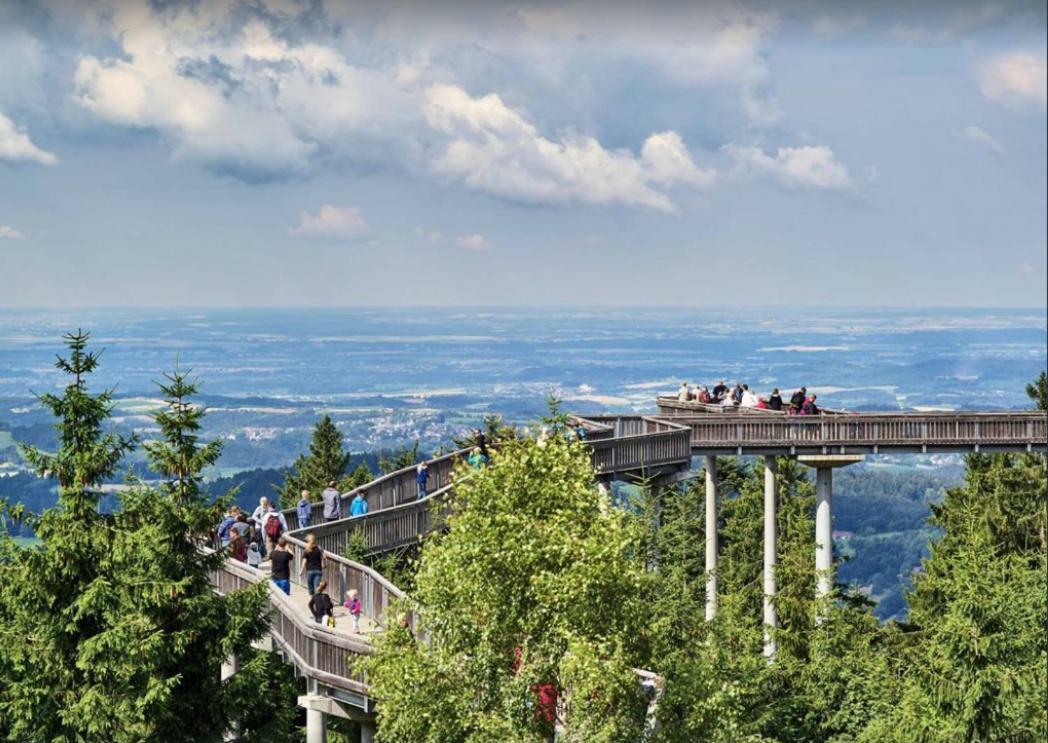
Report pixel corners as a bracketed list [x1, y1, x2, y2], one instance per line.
[277, 415, 351, 507]
[0, 336, 298, 741]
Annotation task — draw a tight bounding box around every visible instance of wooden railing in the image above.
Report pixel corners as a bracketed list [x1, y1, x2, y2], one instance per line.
[581, 416, 692, 474]
[282, 448, 465, 532]
[209, 550, 373, 695]
[281, 534, 415, 632]
[289, 484, 453, 564]
[677, 411, 1047, 451]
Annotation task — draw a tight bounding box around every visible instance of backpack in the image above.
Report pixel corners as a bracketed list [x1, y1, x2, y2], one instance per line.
[265, 514, 283, 539]
[217, 516, 235, 541]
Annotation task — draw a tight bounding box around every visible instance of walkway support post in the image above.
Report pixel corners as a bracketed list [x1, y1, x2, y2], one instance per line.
[763, 456, 777, 660]
[220, 654, 238, 682]
[360, 720, 377, 743]
[814, 468, 833, 608]
[221, 654, 239, 742]
[305, 707, 327, 743]
[705, 456, 718, 621]
[799, 455, 864, 623]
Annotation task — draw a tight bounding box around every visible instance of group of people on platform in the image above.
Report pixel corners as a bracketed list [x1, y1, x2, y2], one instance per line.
[678, 380, 821, 415]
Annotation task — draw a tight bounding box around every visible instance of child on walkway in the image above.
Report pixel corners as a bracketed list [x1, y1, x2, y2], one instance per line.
[345, 589, 363, 633]
[308, 580, 335, 625]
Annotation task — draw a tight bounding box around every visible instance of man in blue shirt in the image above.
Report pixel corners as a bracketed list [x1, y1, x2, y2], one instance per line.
[350, 492, 368, 517]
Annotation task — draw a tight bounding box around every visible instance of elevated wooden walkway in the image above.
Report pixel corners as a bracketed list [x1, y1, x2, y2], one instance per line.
[210, 400, 1046, 730]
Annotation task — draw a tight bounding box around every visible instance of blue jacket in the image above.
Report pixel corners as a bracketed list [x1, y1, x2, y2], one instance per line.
[416, 467, 428, 485]
[297, 499, 312, 525]
[350, 496, 368, 517]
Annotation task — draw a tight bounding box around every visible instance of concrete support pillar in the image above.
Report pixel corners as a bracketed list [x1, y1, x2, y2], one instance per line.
[305, 707, 327, 743]
[704, 456, 718, 621]
[763, 456, 777, 661]
[220, 654, 238, 682]
[799, 455, 863, 624]
[815, 467, 834, 613]
[360, 720, 377, 743]
[221, 656, 239, 740]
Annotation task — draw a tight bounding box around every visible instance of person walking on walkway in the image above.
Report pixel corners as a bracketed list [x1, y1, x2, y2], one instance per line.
[678, 382, 690, 402]
[262, 503, 288, 555]
[299, 533, 326, 596]
[468, 446, 488, 469]
[768, 388, 783, 411]
[217, 506, 238, 547]
[474, 428, 489, 458]
[416, 462, 429, 500]
[270, 538, 292, 596]
[345, 589, 363, 633]
[321, 481, 342, 523]
[309, 580, 335, 625]
[296, 489, 312, 529]
[350, 491, 368, 517]
[250, 497, 269, 528]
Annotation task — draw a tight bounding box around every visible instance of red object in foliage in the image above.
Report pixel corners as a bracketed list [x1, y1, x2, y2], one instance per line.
[512, 647, 559, 725]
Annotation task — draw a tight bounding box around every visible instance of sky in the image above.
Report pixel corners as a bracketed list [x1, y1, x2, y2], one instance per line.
[0, 0, 1046, 307]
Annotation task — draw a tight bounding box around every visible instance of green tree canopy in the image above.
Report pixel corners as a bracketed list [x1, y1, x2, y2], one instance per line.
[364, 433, 649, 742]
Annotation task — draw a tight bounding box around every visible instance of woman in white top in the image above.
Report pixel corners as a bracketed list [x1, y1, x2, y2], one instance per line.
[741, 387, 759, 407]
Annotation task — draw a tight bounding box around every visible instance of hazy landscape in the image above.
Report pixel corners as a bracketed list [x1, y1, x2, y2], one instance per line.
[1, 306, 1043, 620]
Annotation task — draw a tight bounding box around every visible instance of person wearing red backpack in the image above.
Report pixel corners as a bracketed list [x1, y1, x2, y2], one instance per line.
[261, 503, 288, 555]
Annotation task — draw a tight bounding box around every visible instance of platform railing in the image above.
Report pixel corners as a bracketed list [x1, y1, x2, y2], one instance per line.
[678, 411, 1047, 449]
[579, 415, 692, 474]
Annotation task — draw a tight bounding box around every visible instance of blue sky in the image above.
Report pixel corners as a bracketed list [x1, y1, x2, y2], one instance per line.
[1, 0, 1045, 307]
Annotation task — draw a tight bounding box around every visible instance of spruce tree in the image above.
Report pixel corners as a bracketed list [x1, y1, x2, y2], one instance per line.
[277, 415, 351, 507]
[0, 336, 298, 741]
[858, 376, 1048, 742]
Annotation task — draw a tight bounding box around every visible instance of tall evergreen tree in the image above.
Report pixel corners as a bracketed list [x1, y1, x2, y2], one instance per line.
[858, 376, 1048, 742]
[277, 415, 351, 507]
[0, 337, 298, 741]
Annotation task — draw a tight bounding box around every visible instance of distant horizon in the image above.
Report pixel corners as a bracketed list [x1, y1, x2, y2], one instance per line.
[2, 304, 1046, 312]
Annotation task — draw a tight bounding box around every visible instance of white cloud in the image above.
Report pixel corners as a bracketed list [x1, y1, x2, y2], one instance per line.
[960, 125, 1005, 156]
[726, 145, 852, 190]
[291, 205, 369, 239]
[811, 13, 867, 38]
[423, 83, 712, 212]
[0, 224, 26, 239]
[0, 111, 57, 165]
[454, 234, 490, 251]
[977, 51, 1047, 108]
[72, 3, 415, 178]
